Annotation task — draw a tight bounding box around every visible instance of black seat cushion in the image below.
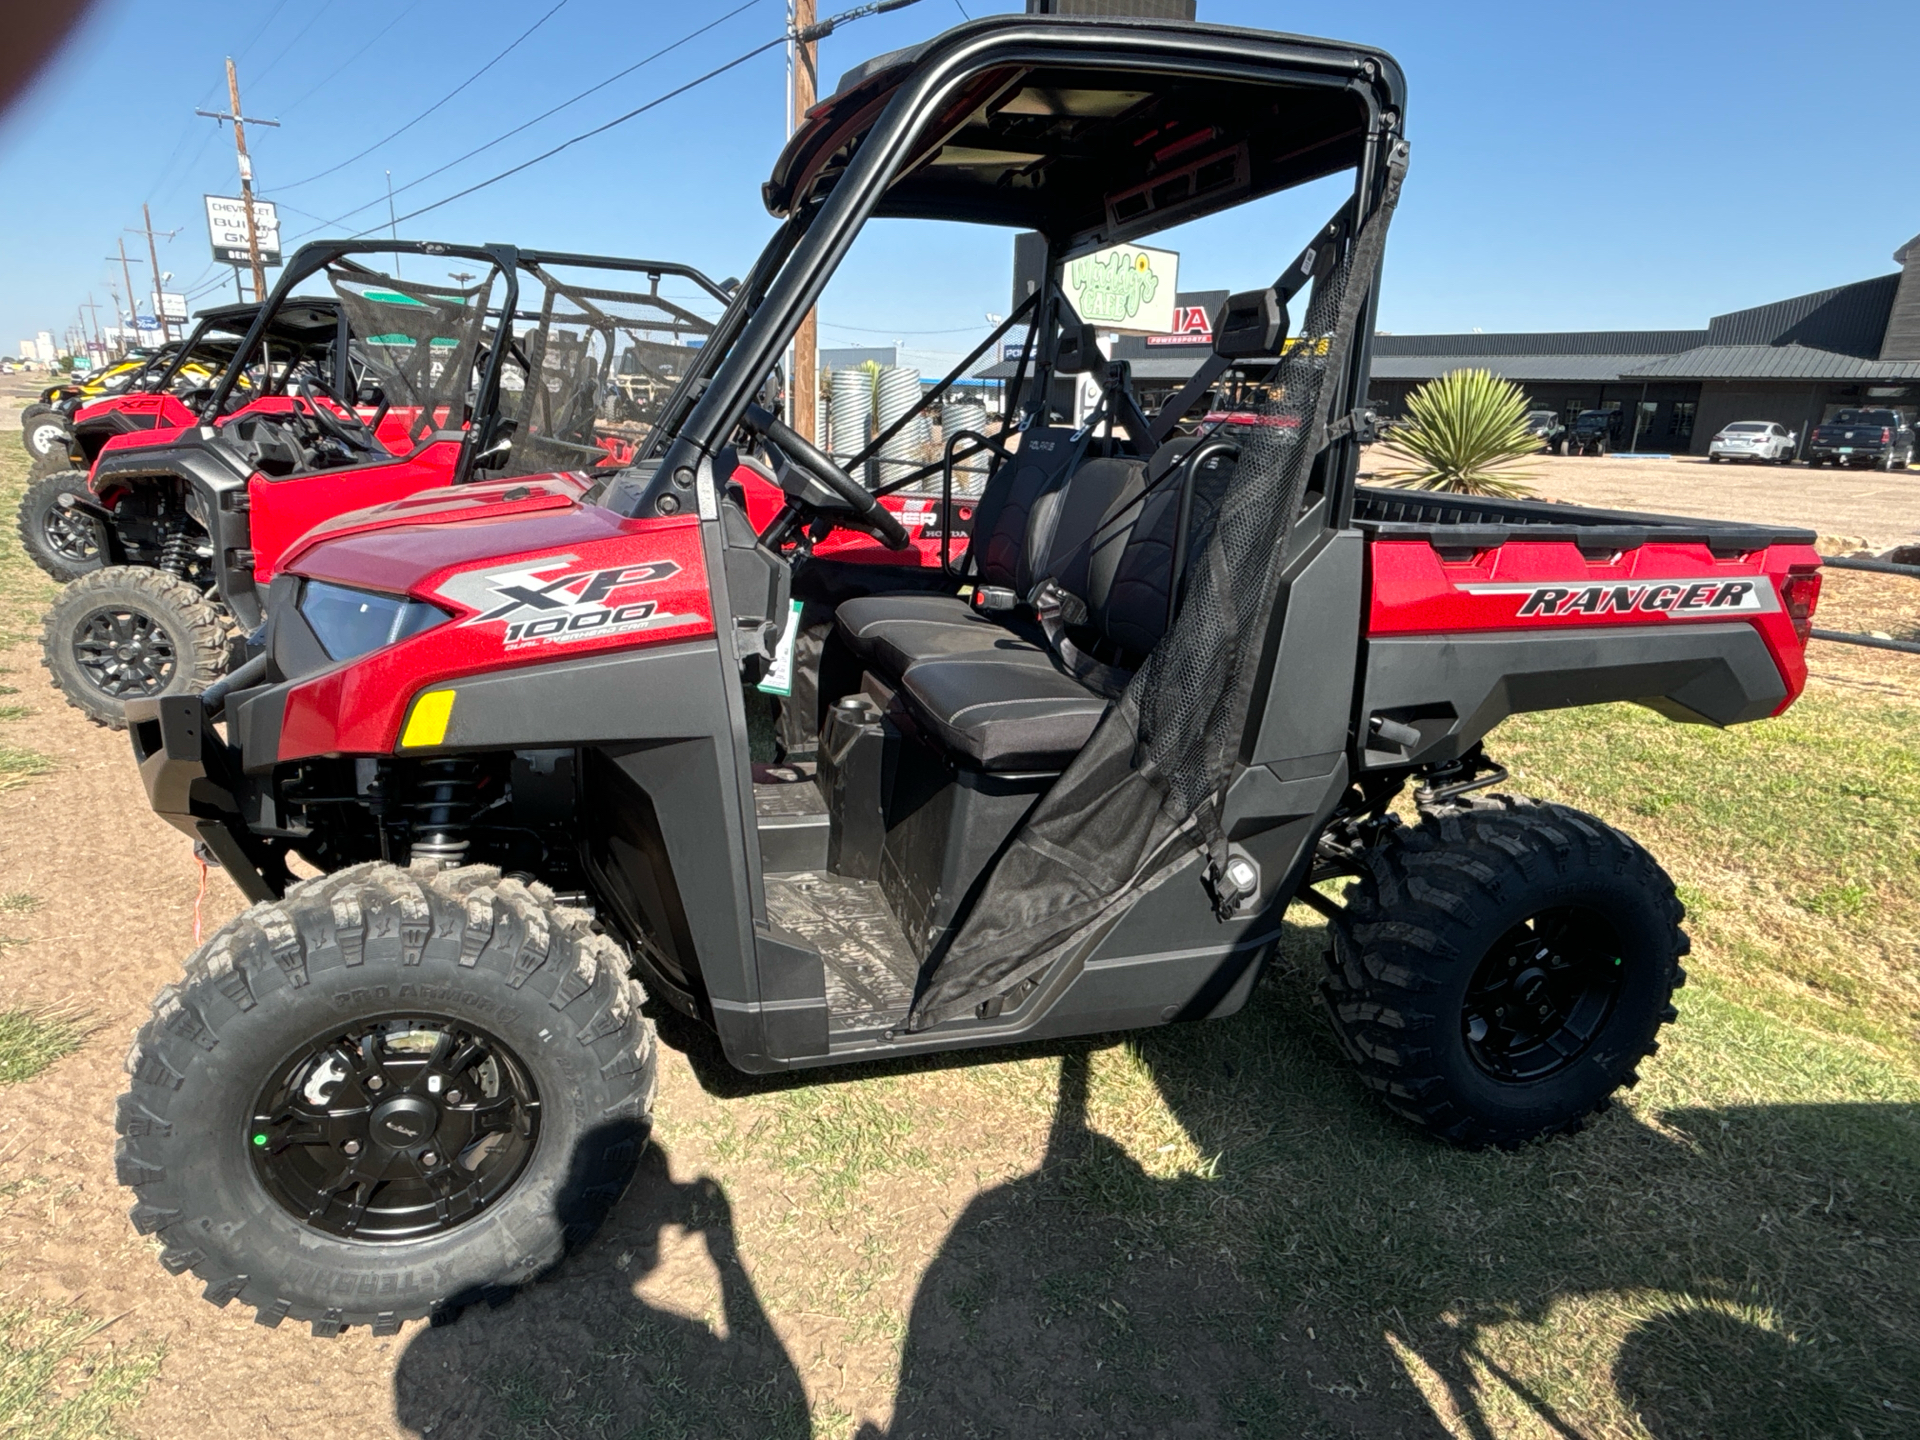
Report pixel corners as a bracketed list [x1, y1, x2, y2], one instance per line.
[897, 653, 1108, 771]
[834, 593, 1049, 676]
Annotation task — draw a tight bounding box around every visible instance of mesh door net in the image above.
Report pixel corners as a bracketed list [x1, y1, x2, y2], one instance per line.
[911, 159, 1405, 1031]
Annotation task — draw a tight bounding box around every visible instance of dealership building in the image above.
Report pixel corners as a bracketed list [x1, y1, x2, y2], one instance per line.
[1366, 233, 1920, 454]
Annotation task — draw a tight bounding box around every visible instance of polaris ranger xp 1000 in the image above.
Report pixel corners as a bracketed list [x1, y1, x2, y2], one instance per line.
[118, 13, 1823, 1337]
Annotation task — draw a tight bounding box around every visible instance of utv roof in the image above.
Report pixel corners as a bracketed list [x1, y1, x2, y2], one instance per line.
[190, 299, 340, 346]
[764, 13, 1404, 252]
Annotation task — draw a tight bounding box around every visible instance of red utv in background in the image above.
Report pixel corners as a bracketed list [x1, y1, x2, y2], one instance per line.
[38, 241, 742, 727]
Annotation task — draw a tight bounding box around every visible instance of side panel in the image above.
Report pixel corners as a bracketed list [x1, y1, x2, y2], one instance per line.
[1358, 623, 1788, 768]
[1367, 535, 1821, 706]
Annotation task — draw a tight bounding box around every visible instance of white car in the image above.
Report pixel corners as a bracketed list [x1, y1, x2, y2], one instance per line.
[1707, 420, 1796, 464]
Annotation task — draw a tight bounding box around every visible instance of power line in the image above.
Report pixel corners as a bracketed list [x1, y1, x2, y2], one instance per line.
[363, 33, 786, 234]
[279, 0, 430, 116]
[250, 0, 342, 90]
[280, 0, 769, 242]
[275, 0, 575, 192]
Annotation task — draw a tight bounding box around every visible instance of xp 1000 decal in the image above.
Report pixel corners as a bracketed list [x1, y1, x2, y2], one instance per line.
[437, 554, 691, 648]
[1459, 577, 1778, 619]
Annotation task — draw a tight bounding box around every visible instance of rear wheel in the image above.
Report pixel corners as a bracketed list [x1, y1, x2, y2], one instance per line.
[41, 566, 231, 729]
[22, 410, 70, 462]
[116, 864, 657, 1336]
[1320, 794, 1685, 1149]
[16, 471, 102, 581]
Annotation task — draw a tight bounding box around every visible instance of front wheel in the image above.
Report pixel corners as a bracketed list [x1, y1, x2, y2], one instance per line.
[16, 471, 103, 581]
[1321, 794, 1686, 1149]
[115, 864, 657, 1336]
[21, 409, 70, 461]
[41, 566, 231, 728]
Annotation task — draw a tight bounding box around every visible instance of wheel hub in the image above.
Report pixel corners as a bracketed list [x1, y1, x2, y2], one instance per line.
[249, 1016, 539, 1242]
[1461, 906, 1625, 1082]
[71, 605, 176, 697]
[371, 1094, 439, 1149]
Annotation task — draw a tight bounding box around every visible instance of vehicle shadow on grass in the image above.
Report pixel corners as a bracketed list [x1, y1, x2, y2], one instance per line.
[854, 925, 1920, 1439]
[391, 1141, 810, 1440]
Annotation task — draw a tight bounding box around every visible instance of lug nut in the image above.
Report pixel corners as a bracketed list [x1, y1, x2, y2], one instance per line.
[366, 1075, 385, 1091]
[421, 1152, 438, 1168]
[445, 1090, 463, 1105]
[342, 1140, 361, 1156]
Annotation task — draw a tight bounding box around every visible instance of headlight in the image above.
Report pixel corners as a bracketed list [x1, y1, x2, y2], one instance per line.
[298, 580, 452, 661]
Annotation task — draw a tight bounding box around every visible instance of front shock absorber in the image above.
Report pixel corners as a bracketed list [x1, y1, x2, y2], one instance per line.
[408, 758, 477, 868]
[158, 515, 192, 576]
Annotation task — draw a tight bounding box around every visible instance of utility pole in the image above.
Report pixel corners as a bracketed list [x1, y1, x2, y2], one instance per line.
[790, 0, 819, 442]
[196, 57, 279, 302]
[110, 239, 139, 353]
[128, 204, 178, 342]
[81, 295, 106, 360]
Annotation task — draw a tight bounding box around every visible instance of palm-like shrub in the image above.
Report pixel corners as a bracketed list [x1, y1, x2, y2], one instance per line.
[1374, 368, 1540, 497]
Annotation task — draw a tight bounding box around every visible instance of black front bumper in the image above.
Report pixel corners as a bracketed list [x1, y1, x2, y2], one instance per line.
[126, 694, 285, 903]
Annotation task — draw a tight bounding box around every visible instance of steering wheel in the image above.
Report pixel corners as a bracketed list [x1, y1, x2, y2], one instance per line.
[296, 380, 382, 455]
[740, 403, 912, 551]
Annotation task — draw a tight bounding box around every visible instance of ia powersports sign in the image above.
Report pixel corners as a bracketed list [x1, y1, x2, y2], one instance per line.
[204, 195, 282, 267]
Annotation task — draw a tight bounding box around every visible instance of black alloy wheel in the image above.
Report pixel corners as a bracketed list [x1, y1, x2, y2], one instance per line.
[70, 604, 177, 698]
[41, 501, 96, 565]
[250, 1016, 540, 1242]
[1321, 794, 1686, 1148]
[42, 567, 229, 729]
[1460, 906, 1625, 1083]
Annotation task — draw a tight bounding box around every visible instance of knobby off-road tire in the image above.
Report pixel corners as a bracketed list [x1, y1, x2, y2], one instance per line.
[41, 566, 231, 729]
[1321, 794, 1686, 1149]
[21, 409, 70, 461]
[16, 470, 102, 581]
[116, 863, 657, 1337]
[27, 448, 80, 481]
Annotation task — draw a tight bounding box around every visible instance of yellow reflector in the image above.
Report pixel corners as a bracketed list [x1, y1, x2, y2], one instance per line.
[400, 690, 456, 748]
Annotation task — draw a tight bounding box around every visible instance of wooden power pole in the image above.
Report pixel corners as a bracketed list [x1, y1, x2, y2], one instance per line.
[111, 239, 139, 353]
[197, 58, 279, 302]
[128, 204, 178, 343]
[791, 0, 819, 442]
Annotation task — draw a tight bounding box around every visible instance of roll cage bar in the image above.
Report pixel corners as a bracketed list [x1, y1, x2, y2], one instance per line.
[602, 13, 1405, 526]
[200, 241, 735, 484]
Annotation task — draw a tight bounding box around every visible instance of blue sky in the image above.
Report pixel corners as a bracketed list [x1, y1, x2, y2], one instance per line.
[4, 0, 1915, 361]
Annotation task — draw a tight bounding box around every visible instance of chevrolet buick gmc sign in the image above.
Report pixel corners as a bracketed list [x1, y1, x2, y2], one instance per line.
[204, 195, 282, 268]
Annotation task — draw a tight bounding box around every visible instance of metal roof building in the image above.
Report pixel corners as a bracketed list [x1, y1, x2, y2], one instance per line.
[1363, 236, 1920, 454]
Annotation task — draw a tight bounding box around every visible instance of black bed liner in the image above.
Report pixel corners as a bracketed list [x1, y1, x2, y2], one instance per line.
[1352, 483, 1817, 557]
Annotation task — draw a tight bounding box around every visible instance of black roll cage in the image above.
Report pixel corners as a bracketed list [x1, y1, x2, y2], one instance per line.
[201, 241, 735, 486]
[603, 15, 1405, 526]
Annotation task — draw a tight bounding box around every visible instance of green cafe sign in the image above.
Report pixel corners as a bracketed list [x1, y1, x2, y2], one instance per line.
[1063, 244, 1179, 335]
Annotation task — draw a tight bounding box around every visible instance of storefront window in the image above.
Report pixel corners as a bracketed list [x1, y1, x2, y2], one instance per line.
[1667, 402, 1696, 439]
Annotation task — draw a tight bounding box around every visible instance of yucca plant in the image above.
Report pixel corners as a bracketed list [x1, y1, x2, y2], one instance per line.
[1374, 367, 1540, 497]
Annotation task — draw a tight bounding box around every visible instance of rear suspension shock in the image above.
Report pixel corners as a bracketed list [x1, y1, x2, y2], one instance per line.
[408, 758, 478, 868]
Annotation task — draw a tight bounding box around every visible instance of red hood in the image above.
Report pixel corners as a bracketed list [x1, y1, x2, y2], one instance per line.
[279, 474, 610, 595]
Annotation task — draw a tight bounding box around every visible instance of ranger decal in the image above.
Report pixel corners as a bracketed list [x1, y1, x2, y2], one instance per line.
[1459, 578, 1778, 618]
[436, 555, 689, 648]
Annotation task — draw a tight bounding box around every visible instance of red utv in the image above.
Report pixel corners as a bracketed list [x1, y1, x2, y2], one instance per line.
[117, 13, 1822, 1338]
[37, 243, 743, 727]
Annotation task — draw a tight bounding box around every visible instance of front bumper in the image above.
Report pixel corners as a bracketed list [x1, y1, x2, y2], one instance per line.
[126, 694, 285, 903]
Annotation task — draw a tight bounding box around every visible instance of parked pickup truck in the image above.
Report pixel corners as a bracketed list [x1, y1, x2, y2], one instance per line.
[1805, 407, 1914, 469]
